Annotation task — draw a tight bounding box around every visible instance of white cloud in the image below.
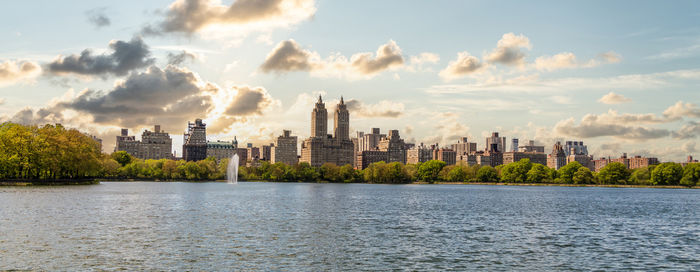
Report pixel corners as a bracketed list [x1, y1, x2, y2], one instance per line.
[485, 32, 531, 66]
[0, 60, 42, 87]
[663, 101, 700, 120]
[439, 51, 484, 80]
[598, 92, 631, 104]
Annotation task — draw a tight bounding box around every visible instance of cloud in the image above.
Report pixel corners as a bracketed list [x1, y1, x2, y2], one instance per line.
[224, 86, 274, 115]
[344, 99, 404, 118]
[259, 39, 312, 73]
[439, 51, 483, 80]
[598, 92, 631, 104]
[554, 116, 670, 141]
[167, 50, 197, 65]
[259, 39, 405, 79]
[143, 0, 316, 36]
[534, 52, 577, 71]
[672, 121, 700, 139]
[53, 65, 216, 129]
[0, 98, 5, 105]
[86, 8, 111, 28]
[663, 101, 700, 120]
[485, 33, 531, 66]
[47, 37, 154, 77]
[349, 40, 404, 75]
[0, 60, 42, 87]
[598, 51, 622, 63]
[406, 52, 440, 72]
[421, 112, 472, 145]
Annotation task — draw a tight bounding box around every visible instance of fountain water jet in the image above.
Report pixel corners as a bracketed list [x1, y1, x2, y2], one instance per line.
[227, 153, 239, 184]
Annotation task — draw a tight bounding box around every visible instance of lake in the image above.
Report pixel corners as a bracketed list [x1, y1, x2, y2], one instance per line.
[1, 182, 698, 270]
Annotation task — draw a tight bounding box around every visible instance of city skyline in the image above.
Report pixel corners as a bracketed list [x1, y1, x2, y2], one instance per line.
[1, 1, 699, 162]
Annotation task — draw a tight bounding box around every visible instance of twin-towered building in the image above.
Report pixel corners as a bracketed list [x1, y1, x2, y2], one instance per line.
[300, 96, 355, 167]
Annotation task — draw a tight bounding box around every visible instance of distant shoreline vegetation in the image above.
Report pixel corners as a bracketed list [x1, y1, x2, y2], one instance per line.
[1, 122, 699, 187]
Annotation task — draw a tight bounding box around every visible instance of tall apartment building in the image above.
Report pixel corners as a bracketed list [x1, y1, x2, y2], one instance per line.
[357, 129, 407, 169]
[115, 125, 173, 160]
[406, 143, 434, 164]
[452, 137, 477, 157]
[261, 144, 273, 161]
[271, 130, 298, 166]
[183, 119, 207, 161]
[435, 148, 457, 165]
[503, 151, 547, 165]
[511, 138, 519, 152]
[547, 141, 567, 170]
[357, 128, 385, 152]
[206, 140, 236, 161]
[486, 132, 507, 153]
[519, 140, 545, 153]
[594, 153, 659, 171]
[300, 96, 354, 167]
[568, 154, 595, 171]
[564, 141, 588, 156]
[247, 146, 260, 160]
[235, 148, 248, 166]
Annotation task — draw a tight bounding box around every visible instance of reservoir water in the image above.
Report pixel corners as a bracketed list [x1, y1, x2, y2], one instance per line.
[1, 182, 698, 270]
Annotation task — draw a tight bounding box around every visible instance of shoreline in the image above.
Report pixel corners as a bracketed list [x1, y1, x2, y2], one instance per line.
[2, 179, 696, 189]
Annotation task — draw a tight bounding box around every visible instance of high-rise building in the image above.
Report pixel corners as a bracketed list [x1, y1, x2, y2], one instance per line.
[183, 119, 207, 161]
[300, 96, 354, 167]
[272, 130, 298, 166]
[519, 140, 545, 153]
[247, 146, 260, 161]
[261, 144, 273, 161]
[564, 141, 588, 156]
[406, 143, 433, 164]
[436, 148, 457, 165]
[357, 128, 385, 152]
[140, 125, 173, 160]
[452, 137, 477, 157]
[115, 125, 173, 160]
[547, 141, 567, 170]
[357, 129, 407, 169]
[486, 132, 507, 153]
[511, 138, 519, 152]
[206, 140, 236, 161]
[503, 151, 547, 165]
[235, 148, 248, 166]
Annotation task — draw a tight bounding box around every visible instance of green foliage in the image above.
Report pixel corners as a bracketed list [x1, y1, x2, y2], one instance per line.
[476, 166, 499, 182]
[573, 167, 595, 184]
[500, 159, 532, 183]
[628, 166, 653, 185]
[526, 163, 549, 183]
[111, 151, 133, 166]
[680, 163, 700, 187]
[446, 164, 469, 182]
[417, 160, 446, 183]
[651, 162, 683, 185]
[558, 161, 583, 184]
[597, 162, 630, 185]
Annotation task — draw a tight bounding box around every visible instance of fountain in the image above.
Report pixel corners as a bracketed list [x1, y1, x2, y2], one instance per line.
[227, 153, 239, 184]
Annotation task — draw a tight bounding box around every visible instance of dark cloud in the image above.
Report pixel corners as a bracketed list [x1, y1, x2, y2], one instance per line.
[47, 37, 154, 77]
[225, 86, 274, 115]
[86, 8, 111, 28]
[259, 40, 312, 73]
[55, 65, 215, 129]
[143, 0, 315, 35]
[167, 51, 197, 65]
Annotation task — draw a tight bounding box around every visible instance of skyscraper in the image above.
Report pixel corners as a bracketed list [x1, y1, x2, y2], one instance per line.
[272, 130, 298, 166]
[183, 119, 207, 161]
[300, 96, 354, 167]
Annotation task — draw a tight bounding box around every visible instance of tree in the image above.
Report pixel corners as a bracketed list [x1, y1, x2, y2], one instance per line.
[446, 165, 468, 182]
[111, 151, 133, 167]
[558, 161, 583, 184]
[597, 162, 630, 184]
[629, 166, 653, 185]
[573, 167, 595, 184]
[417, 160, 446, 183]
[320, 163, 341, 182]
[501, 159, 533, 183]
[476, 166, 499, 182]
[680, 163, 700, 187]
[294, 162, 318, 182]
[651, 162, 683, 185]
[339, 164, 359, 183]
[526, 163, 549, 183]
[385, 162, 409, 183]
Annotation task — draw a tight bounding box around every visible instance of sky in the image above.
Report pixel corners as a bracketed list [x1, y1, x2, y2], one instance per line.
[0, 0, 699, 161]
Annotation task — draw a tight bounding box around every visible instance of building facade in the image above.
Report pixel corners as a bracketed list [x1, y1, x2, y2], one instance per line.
[406, 143, 434, 164]
[183, 119, 207, 161]
[115, 125, 173, 160]
[519, 140, 545, 153]
[271, 130, 298, 166]
[300, 96, 354, 167]
[503, 151, 547, 165]
[547, 141, 567, 170]
[206, 140, 236, 161]
[486, 132, 507, 153]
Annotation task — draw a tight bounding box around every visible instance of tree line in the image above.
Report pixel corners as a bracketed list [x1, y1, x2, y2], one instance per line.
[1, 122, 698, 187]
